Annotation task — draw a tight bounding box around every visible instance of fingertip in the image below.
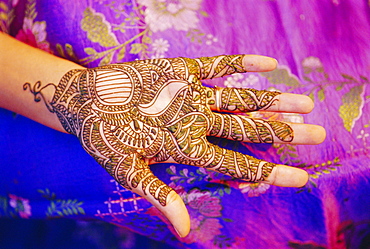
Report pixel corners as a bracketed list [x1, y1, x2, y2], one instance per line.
[295, 168, 309, 187]
[135, 183, 190, 237]
[312, 125, 326, 144]
[264, 165, 309, 187]
[300, 94, 314, 113]
[272, 58, 278, 70]
[242, 55, 278, 72]
[278, 93, 314, 114]
[161, 191, 190, 238]
[294, 124, 326, 145]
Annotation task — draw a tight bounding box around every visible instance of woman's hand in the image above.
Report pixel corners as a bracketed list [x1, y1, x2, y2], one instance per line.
[25, 54, 325, 237]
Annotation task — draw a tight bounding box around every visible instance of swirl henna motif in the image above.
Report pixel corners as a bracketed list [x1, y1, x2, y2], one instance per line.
[24, 55, 294, 207]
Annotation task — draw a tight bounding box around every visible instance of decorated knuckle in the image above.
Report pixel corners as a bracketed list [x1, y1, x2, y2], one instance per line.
[39, 58, 213, 206]
[215, 87, 281, 112]
[201, 145, 276, 182]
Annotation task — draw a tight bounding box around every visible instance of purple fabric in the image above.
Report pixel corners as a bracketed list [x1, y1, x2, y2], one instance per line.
[1, 0, 370, 248]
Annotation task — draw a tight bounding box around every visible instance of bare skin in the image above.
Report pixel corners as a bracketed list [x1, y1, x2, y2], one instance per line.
[0, 33, 326, 237]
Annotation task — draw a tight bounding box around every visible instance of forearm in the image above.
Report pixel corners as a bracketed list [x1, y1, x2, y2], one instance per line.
[0, 32, 85, 132]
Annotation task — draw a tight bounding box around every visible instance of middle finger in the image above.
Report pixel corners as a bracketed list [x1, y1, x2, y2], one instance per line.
[205, 86, 314, 114]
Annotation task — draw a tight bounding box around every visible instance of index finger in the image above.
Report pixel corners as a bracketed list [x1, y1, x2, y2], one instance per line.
[184, 54, 278, 80]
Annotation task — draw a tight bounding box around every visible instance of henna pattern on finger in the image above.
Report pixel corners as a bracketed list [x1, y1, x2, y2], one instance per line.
[183, 54, 246, 79]
[24, 55, 294, 206]
[209, 112, 294, 143]
[214, 87, 281, 112]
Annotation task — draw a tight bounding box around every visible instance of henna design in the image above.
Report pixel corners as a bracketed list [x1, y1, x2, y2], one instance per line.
[184, 55, 246, 79]
[209, 112, 294, 143]
[214, 87, 281, 112]
[23, 81, 56, 112]
[24, 55, 294, 206]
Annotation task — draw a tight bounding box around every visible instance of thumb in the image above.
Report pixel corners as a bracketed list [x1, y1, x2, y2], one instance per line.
[146, 189, 190, 238]
[117, 155, 190, 237]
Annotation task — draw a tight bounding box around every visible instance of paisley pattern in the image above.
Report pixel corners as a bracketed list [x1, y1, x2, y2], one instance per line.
[1, 0, 370, 248]
[30, 56, 290, 207]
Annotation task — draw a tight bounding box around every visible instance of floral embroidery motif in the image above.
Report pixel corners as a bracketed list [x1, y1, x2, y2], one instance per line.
[81, 7, 119, 48]
[238, 182, 270, 197]
[15, 0, 51, 53]
[167, 165, 211, 185]
[8, 194, 32, 218]
[138, 0, 203, 32]
[205, 34, 218, 46]
[147, 183, 225, 244]
[224, 73, 261, 88]
[339, 85, 365, 132]
[38, 188, 85, 217]
[178, 186, 224, 244]
[151, 38, 170, 58]
[0, 1, 15, 33]
[302, 56, 367, 132]
[79, 5, 149, 64]
[357, 129, 369, 147]
[302, 56, 324, 72]
[74, 1, 209, 64]
[261, 57, 368, 133]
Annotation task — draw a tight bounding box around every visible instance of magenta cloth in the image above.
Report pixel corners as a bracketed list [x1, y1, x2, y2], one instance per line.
[1, 0, 370, 248]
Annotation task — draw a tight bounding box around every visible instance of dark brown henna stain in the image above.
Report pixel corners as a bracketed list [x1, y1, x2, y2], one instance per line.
[24, 55, 294, 205]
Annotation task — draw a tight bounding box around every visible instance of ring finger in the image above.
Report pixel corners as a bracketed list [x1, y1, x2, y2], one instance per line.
[208, 112, 325, 145]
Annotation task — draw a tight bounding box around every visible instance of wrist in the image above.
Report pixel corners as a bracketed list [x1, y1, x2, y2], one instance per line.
[0, 32, 85, 132]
